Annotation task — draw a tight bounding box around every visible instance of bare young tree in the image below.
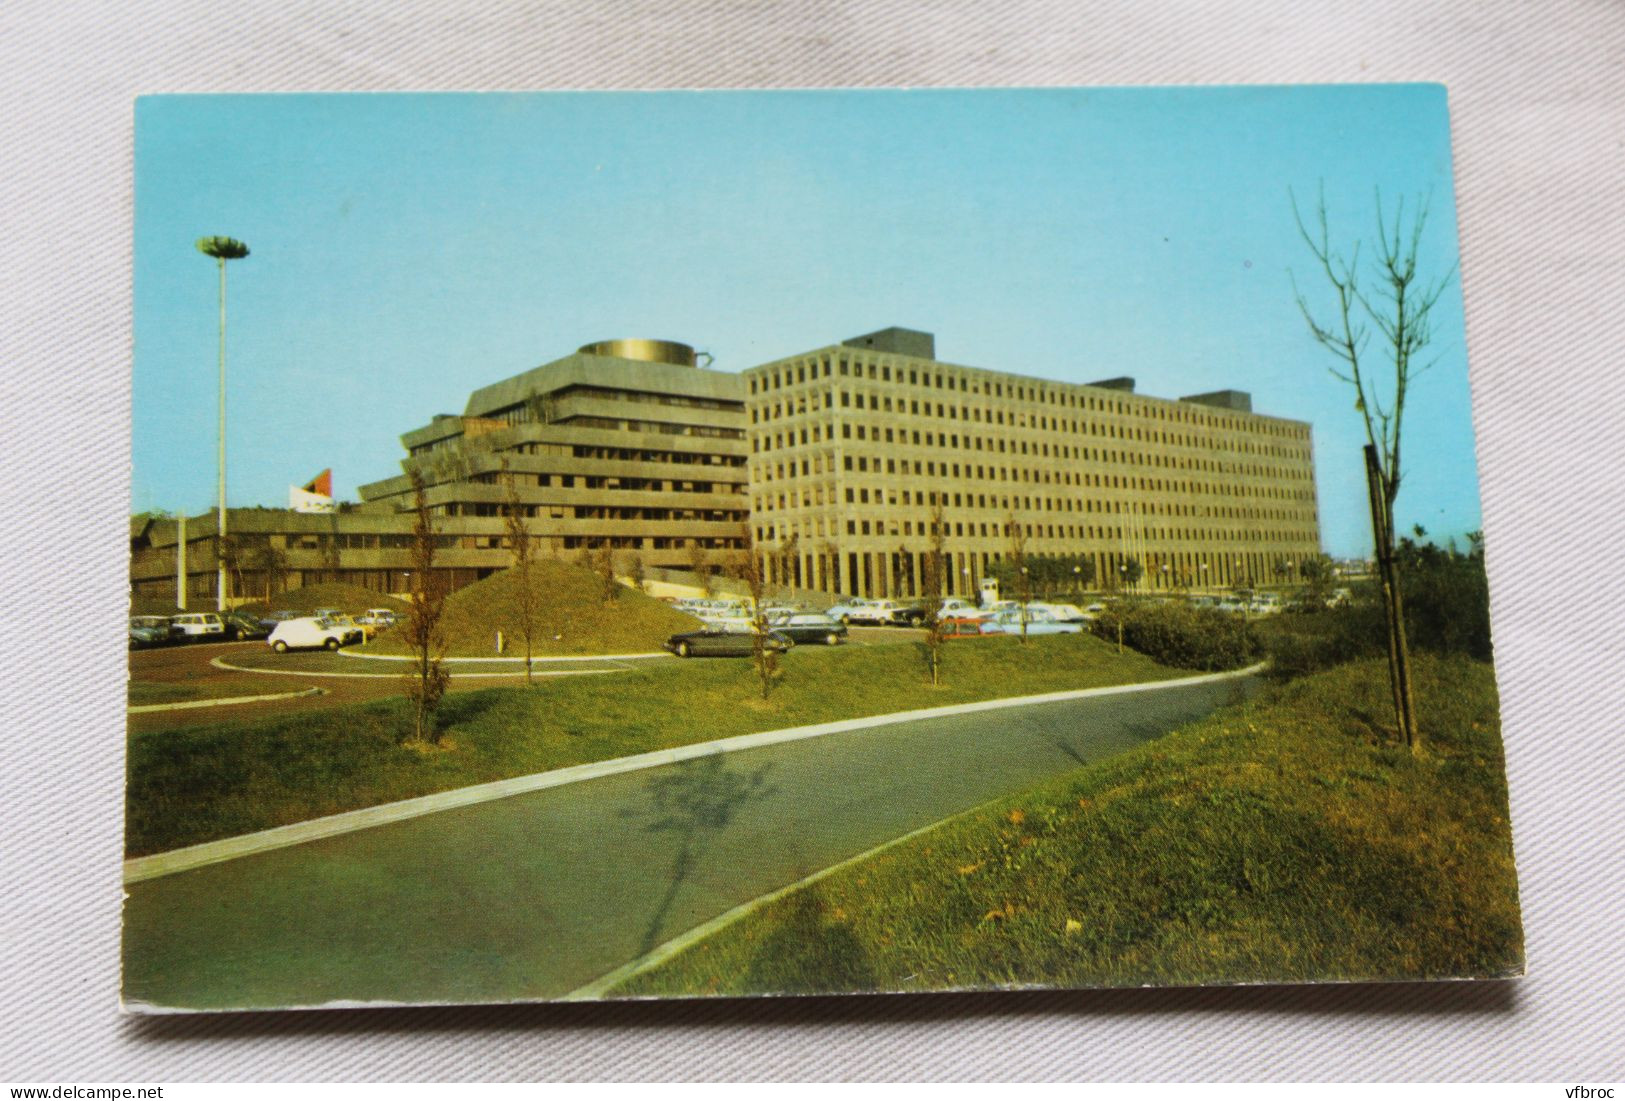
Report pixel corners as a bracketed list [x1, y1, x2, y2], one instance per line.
[1292, 186, 1455, 752]
[1005, 511, 1032, 644]
[403, 467, 450, 745]
[819, 539, 841, 596]
[920, 499, 949, 685]
[622, 548, 648, 593]
[686, 540, 715, 598]
[773, 533, 800, 599]
[247, 540, 288, 606]
[736, 526, 780, 701]
[590, 542, 618, 604]
[500, 456, 537, 686]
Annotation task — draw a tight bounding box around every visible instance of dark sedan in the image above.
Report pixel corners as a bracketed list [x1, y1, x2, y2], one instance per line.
[664, 628, 793, 658]
[765, 613, 848, 645]
[223, 611, 270, 640]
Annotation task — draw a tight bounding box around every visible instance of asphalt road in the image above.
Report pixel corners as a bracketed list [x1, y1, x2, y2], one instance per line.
[126, 642, 522, 733]
[122, 671, 1255, 1010]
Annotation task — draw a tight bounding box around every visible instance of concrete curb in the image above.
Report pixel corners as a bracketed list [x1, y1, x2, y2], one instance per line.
[208, 656, 625, 681]
[123, 663, 1263, 885]
[336, 648, 672, 664]
[562, 790, 1011, 1001]
[128, 685, 325, 713]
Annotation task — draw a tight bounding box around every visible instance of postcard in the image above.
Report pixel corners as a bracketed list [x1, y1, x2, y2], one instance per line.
[124, 85, 1521, 1011]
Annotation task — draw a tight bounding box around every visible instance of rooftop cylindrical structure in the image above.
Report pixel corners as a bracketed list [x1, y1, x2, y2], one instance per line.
[578, 339, 697, 367]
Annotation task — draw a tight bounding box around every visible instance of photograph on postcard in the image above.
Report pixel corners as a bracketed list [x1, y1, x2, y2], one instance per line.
[123, 85, 1521, 1010]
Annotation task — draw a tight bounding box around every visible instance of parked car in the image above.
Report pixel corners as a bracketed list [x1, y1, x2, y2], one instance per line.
[937, 598, 980, 618]
[169, 612, 226, 642]
[664, 627, 792, 658]
[267, 615, 354, 652]
[257, 609, 302, 632]
[354, 609, 401, 637]
[1028, 602, 1090, 623]
[222, 611, 269, 640]
[325, 614, 366, 645]
[885, 603, 931, 627]
[848, 599, 912, 626]
[823, 597, 876, 623]
[940, 615, 1000, 639]
[128, 615, 175, 648]
[693, 601, 754, 631]
[765, 612, 847, 645]
[987, 607, 1084, 635]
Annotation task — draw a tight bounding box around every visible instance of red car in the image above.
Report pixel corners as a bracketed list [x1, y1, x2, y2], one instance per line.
[940, 616, 1000, 639]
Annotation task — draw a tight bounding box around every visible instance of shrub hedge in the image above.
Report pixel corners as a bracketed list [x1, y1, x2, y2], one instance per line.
[1090, 600, 1259, 671]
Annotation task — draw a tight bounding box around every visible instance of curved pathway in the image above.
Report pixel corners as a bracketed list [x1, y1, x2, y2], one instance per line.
[122, 669, 1257, 1011]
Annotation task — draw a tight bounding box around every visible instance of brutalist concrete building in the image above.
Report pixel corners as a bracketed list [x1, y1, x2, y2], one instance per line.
[132, 328, 1321, 606]
[132, 339, 751, 605]
[743, 327, 1321, 599]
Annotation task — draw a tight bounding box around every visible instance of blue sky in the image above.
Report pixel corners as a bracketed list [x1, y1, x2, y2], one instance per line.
[134, 85, 1479, 557]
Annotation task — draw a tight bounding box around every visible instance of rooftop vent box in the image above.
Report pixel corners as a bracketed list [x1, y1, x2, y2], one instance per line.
[1087, 376, 1137, 392]
[841, 327, 935, 359]
[1180, 389, 1253, 413]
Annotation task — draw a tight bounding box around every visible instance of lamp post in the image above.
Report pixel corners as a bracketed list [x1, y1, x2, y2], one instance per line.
[196, 235, 250, 612]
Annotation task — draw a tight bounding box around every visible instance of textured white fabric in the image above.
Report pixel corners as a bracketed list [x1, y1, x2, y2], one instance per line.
[2, 0, 1622, 1082]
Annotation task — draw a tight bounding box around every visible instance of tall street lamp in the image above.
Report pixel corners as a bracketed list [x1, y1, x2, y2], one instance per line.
[196, 235, 250, 611]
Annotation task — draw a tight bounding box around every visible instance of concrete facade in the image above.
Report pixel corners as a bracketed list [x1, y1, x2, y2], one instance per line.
[356, 341, 751, 565]
[743, 328, 1321, 599]
[131, 329, 1322, 607]
[131, 341, 751, 607]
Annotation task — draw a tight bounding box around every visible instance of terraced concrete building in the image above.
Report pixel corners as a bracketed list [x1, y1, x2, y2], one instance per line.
[356, 339, 751, 566]
[743, 327, 1321, 599]
[131, 340, 750, 607]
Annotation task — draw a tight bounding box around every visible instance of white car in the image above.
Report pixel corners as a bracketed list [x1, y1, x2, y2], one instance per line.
[169, 612, 226, 641]
[823, 598, 876, 623]
[848, 599, 911, 626]
[267, 615, 353, 652]
[1028, 601, 1091, 623]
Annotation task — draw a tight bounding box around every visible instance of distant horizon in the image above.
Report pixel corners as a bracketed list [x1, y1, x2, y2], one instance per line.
[134, 86, 1483, 558]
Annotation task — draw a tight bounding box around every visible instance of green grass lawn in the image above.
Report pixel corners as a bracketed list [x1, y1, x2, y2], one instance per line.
[126, 632, 1184, 856]
[613, 654, 1523, 997]
[127, 678, 305, 706]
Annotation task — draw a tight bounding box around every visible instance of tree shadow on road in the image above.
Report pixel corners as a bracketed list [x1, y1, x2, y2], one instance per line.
[620, 753, 777, 957]
[740, 885, 879, 995]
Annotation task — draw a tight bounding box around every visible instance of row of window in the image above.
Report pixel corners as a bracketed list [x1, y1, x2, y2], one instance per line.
[754, 455, 1317, 505]
[753, 416, 1312, 473]
[754, 392, 1308, 462]
[563, 415, 746, 439]
[759, 516, 1318, 546]
[748, 353, 1308, 440]
[767, 484, 1313, 525]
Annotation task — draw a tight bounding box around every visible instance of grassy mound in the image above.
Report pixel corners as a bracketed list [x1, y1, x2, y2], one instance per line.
[365, 561, 702, 657]
[616, 654, 1523, 996]
[236, 583, 409, 618]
